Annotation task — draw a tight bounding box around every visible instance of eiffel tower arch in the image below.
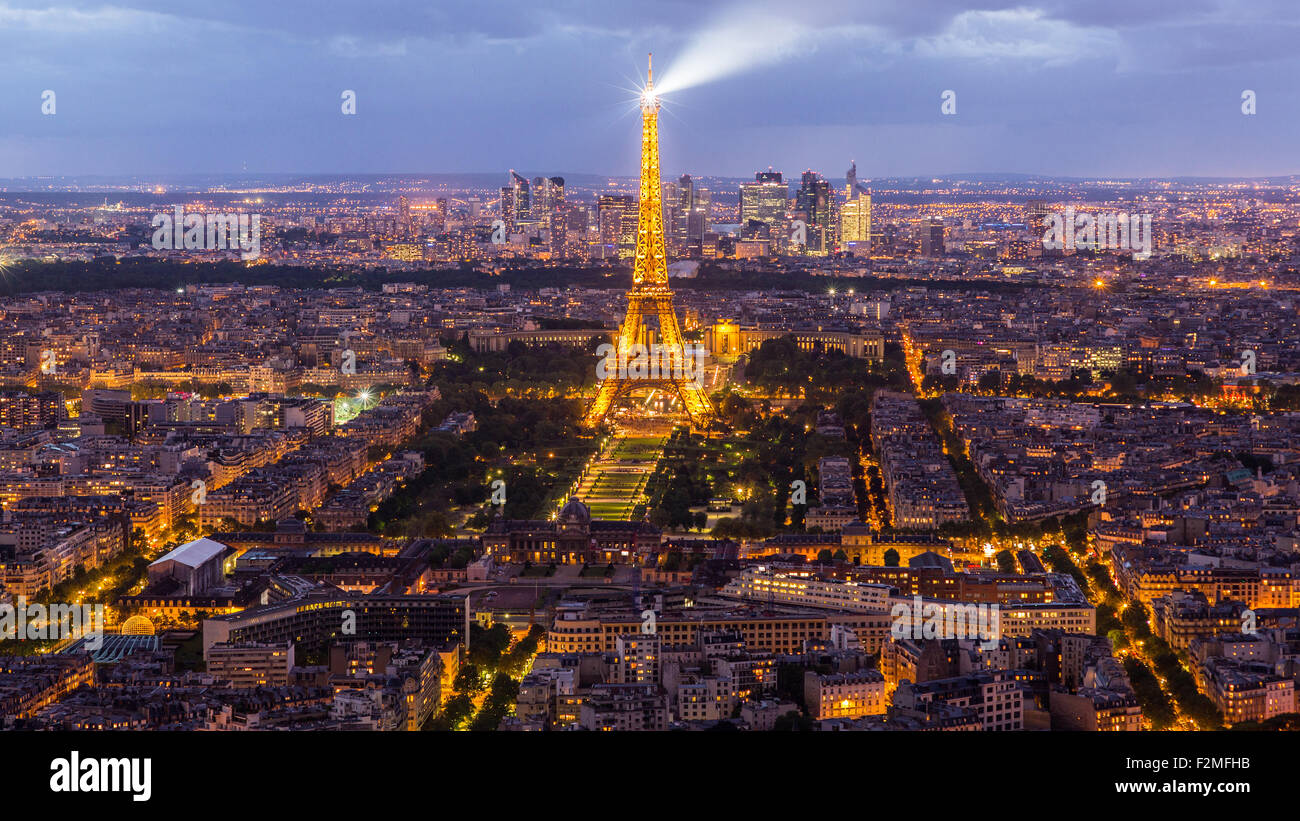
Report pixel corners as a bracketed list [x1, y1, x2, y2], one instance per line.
[583, 55, 715, 431]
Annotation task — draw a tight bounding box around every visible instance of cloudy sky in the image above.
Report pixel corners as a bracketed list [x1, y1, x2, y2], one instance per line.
[0, 0, 1296, 179]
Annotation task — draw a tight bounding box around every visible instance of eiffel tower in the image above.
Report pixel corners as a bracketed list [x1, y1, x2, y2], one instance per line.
[583, 54, 714, 430]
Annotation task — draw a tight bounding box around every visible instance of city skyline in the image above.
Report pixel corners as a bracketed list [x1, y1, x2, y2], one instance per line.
[1, 0, 1299, 178]
[4, 1, 1300, 773]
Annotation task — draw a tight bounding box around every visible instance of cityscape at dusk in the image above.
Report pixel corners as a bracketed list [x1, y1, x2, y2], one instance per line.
[0, 0, 1295, 804]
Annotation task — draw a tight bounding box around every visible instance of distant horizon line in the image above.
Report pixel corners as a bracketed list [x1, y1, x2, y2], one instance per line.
[2, 170, 1299, 186]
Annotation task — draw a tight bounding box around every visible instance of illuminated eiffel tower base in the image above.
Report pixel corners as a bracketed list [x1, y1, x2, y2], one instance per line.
[583, 54, 714, 431]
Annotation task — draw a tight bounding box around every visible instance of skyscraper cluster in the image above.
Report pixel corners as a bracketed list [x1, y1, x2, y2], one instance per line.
[499, 171, 567, 253]
[737, 166, 873, 257]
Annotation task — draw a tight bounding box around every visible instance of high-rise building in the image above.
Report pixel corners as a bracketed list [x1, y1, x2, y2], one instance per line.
[669, 173, 710, 256]
[566, 203, 590, 235]
[397, 196, 412, 237]
[795, 170, 835, 254]
[499, 187, 514, 227]
[598, 194, 636, 257]
[675, 174, 693, 221]
[846, 160, 870, 197]
[541, 177, 566, 255]
[687, 187, 710, 250]
[501, 170, 530, 229]
[531, 176, 547, 228]
[662, 178, 679, 247]
[739, 170, 787, 243]
[841, 186, 872, 257]
[434, 197, 448, 233]
[1026, 198, 1050, 240]
[531, 175, 565, 234]
[921, 217, 945, 257]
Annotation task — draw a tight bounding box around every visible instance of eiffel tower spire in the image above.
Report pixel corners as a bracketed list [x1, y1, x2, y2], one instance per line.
[583, 54, 714, 430]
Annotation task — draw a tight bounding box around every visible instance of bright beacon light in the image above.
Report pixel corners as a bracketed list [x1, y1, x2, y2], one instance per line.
[652, 10, 812, 96]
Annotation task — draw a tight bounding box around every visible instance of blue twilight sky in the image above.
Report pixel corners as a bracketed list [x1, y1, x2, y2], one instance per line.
[0, 0, 1297, 180]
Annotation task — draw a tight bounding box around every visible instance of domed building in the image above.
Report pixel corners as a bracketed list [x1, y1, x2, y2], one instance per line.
[120, 615, 157, 636]
[557, 497, 592, 531]
[483, 497, 660, 565]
